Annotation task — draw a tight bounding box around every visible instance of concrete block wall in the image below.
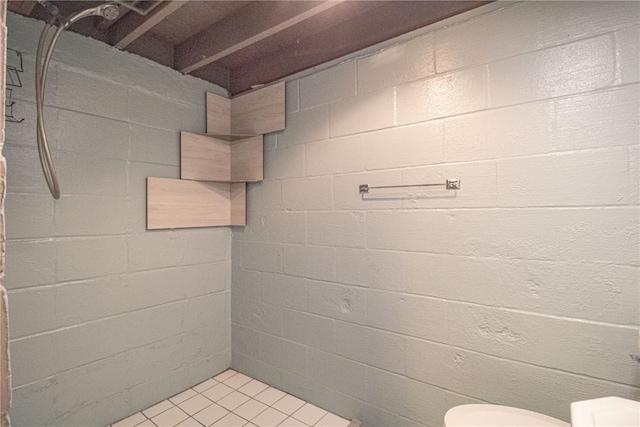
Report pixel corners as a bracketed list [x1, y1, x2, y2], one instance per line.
[232, 2, 640, 426]
[1, 3, 10, 427]
[4, 13, 231, 426]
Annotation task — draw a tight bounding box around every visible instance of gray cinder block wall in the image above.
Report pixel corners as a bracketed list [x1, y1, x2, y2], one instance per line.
[1, 3, 10, 427]
[3, 13, 231, 426]
[231, 2, 640, 426]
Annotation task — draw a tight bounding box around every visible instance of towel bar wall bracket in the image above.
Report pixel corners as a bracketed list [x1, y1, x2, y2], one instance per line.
[359, 179, 460, 194]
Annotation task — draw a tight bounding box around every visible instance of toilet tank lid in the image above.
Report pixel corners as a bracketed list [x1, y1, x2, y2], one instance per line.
[444, 404, 570, 427]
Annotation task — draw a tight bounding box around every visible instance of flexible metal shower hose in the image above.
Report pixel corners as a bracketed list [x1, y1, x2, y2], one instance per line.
[35, 22, 63, 199]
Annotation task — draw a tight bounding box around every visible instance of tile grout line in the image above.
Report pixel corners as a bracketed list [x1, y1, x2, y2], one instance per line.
[112, 369, 351, 427]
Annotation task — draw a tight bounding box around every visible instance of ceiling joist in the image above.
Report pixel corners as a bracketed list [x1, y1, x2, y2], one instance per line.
[6, 0, 489, 96]
[228, 1, 487, 94]
[110, 0, 188, 50]
[175, 0, 344, 75]
[7, 1, 36, 16]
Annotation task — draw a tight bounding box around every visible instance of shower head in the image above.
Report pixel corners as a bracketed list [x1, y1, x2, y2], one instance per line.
[100, 4, 120, 20]
[64, 3, 120, 28]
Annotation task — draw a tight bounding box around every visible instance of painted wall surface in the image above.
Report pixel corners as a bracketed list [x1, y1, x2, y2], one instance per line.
[0, 2, 10, 427]
[4, 13, 231, 426]
[232, 2, 640, 426]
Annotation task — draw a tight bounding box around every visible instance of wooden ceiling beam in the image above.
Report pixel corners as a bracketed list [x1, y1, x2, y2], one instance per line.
[175, 1, 344, 75]
[189, 63, 232, 93]
[7, 1, 37, 16]
[228, 1, 489, 95]
[110, 0, 188, 49]
[213, 1, 385, 70]
[126, 34, 175, 68]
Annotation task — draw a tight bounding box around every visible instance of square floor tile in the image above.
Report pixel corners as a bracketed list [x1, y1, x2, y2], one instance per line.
[142, 400, 174, 418]
[314, 413, 350, 427]
[171, 389, 198, 405]
[238, 380, 269, 398]
[214, 370, 237, 382]
[175, 418, 204, 427]
[218, 391, 251, 411]
[223, 373, 253, 389]
[179, 394, 214, 416]
[291, 404, 327, 426]
[193, 403, 229, 427]
[234, 399, 268, 421]
[127, 371, 353, 427]
[113, 412, 146, 427]
[278, 418, 309, 427]
[193, 379, 218, 393]
[254, 388, 286, 406]
[272, 395, 305, 416]
[202, 383, 234, 402]
[211, 413, 248, 427]
[250, 408, 288, 427]
[151, 406, 189, 427]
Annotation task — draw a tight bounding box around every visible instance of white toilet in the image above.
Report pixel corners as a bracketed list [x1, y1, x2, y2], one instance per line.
[444, 404, 569, 427]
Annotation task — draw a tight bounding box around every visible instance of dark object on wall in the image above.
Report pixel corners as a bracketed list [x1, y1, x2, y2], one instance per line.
[5, 48, 24, 123]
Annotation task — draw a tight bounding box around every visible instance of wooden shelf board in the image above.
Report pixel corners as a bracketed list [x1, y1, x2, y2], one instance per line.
[207, 81, 285, 136]
[231, 135, 263, 182]
[181, 132, 231, 181]
[181, 132, 263, 183]
[230, 182, 246, 226]
[231, 81, 285, 135]
[205, 133, 257, 142]
[147, 177, 246, 229]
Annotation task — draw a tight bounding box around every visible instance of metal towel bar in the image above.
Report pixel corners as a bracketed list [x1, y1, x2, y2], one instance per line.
[359, 179, 460, 194]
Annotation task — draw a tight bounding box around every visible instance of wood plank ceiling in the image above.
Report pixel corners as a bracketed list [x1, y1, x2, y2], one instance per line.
[8, 0, 489, 96]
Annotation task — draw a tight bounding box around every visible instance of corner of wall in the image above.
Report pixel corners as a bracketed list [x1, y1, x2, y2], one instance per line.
[0, 0, 11, 425]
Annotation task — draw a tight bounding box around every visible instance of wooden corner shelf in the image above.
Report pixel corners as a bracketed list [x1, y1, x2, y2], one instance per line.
[146, 82, 285, 230]
[147, 178, 246, 229]
[180, 132, 263, 182]
[207, 82, 285, 136]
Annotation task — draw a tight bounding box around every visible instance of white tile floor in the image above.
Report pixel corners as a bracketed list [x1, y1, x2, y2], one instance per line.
[110, 370, 353, 427]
